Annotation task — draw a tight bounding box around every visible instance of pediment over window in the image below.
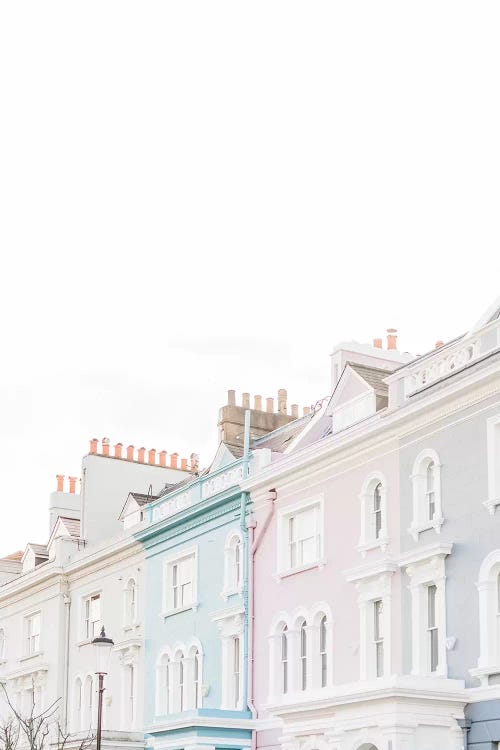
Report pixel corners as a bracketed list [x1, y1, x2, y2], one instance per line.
[329, 363, 389, 433]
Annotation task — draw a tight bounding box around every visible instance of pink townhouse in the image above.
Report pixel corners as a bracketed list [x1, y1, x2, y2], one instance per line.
[242, 330, 470, 750]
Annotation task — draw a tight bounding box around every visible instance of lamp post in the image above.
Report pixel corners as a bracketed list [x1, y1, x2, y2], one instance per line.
[91, 627, 114, 750]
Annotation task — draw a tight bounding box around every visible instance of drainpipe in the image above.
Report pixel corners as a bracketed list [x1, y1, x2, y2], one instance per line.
[247, 486, 278, 750]
[62, 587, 71, 731]
[241, 411, 251, 719]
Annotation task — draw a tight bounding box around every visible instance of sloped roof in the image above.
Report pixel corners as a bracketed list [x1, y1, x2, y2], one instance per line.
[253, 414, 311, 453]
[129, 491, 160, 507]
[59, 517, 81, 537]
[347, 363, 390, 394]
[1, 550, 23, 561]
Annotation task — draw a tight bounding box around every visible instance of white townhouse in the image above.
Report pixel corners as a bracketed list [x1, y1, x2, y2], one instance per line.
[0, 438, 197, 750]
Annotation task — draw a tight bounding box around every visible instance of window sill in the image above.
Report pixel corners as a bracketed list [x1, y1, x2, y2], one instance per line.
[160, 603, 199, 619]
[275, 559, 325, 580]
[408, 517, 444, 541]
[220, 587, 242, 601]
[470, 665, 500, 686]
[356, 536, 389, 558]
[19, 651, 43, 663]
[483, 497, 500, 516]
[123, 623, 141, 633]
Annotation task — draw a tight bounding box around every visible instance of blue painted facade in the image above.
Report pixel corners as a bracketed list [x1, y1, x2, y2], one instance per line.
[135, 447, 252, 750]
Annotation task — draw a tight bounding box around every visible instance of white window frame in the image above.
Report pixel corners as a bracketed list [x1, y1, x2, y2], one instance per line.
[24, 612, 41, 657]
[212, 605, 243, 710]
[357, 473, 389, 556]
[123, 578, 138, 629]
[344, 561, 396, 680]
[485, 413, 500, 515]
[73, 677, 83, 732]
[82, 592, 102, 641]
[409, 448, 444, 540]
[400, 543, 451, 678]
[222, 530, 243, 600]
[162, 546, 198, 617]
[155, 650, 172, 716]
[276, 496, 324, 577]
[471, 549, 500, 685]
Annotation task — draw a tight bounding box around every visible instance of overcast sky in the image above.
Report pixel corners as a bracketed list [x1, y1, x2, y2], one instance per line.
[0, 1, 499, 555]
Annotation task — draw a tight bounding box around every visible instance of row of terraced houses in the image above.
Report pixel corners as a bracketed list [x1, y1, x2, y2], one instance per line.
[2, 298, 500, 750]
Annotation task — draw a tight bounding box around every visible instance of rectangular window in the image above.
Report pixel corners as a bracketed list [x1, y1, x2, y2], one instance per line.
[170, 555, 194, 610]
[84, 594, 101, 640]
[426, 464, 435, 520]
[26, 613, 40, 655]
[128, 665, 134, 724]
[374, 600, 384, 678]
[427, 585, 438, 672]
[281, 628, 288, 694]
[233, 637, 240, 708]
[285, 504, 320, 570]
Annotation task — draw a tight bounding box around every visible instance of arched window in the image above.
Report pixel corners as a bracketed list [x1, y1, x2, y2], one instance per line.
[156, 653, 171, 716]
[0, 628, 5, 660]
[192, 648, 200, 709]
[410, 449, 443, 540]
[124, 579, 137, 627]
[319, 615, 327, 687]
[74, 678, 82, 731]
[223, 532, 243, 597]
[358, 474, 388, 554]
[299, 620, 307, 690]
[174, 651, 185, 712]
[281, 625, 288, 694]
[84, 676, 93, 729]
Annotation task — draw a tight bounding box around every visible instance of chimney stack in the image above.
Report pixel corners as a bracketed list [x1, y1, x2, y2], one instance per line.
[278, 388, 287, 415]
[89, 438, 98, 454]
[291, 404, 299, 418]
[114, 443, 123, 459]
[56, 475, 64, 493]
[127, 445, 134, 461]
[190, 452, 199, 471]
[387, 328, 397, 351]
[159, 450, 167, 467]
[373, 338, 383, 349]
[228, 390, 236, 406]
[148, 449, 156, 465]
[170, 453, 178, 469]
[138, 447, 146, 463]
[242, 393, 250, 409]
[266, 397, 274, 413]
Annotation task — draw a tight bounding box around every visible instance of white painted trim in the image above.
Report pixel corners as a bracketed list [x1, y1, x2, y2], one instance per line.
[276, 495, 324, 577]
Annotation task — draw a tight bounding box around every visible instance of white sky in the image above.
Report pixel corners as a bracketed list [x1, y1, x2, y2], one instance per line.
[0, 1, 499, 555]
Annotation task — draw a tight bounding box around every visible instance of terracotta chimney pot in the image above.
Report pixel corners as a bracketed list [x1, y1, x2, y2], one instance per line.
[159, 450, 167, 467]
[435, 340, 444, 349]
[89, 439, 98, 455]
[181, 457, 188, 470]
[127, 445, 134, 461]
[373, 338, 383, 349]
[254, 395, 262, 411]
[228, 390, 236, 406]
[242, 392, 250, 409]
[170, 453, 178, 469]
[138, 447, 146, 463]
[387, 328, 398, 350]
[291, 404, 299, 418]
[56, 475, 65, 493]
[102, 437, 110, 456]
[266, 397, 274, 413]
[68, 476, 77, 494]
[148, 449, 156, 465]
[114, 443, 123, 459]
[303, 406, 311, 416]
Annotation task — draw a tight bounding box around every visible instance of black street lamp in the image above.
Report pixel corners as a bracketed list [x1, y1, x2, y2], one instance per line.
[91, 627, 114, 750]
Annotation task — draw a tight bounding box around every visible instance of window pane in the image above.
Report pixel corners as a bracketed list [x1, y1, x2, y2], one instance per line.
[427, 585, 436, 628]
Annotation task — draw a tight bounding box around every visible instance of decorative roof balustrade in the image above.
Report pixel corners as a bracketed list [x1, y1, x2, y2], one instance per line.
[402, 315, 500, 398]
[149, 457, 248, 524]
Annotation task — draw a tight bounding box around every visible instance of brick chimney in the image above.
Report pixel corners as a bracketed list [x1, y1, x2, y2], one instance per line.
[218, 389, 297, 449]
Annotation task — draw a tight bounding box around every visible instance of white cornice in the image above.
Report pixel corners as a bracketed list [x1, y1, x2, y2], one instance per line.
[344, 559, 398, 583]
[398, 543, 453, 569]
[146, 715, 256, 733]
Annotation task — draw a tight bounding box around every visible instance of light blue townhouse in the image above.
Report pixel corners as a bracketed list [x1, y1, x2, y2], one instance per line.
[128, 389, 301, 750]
